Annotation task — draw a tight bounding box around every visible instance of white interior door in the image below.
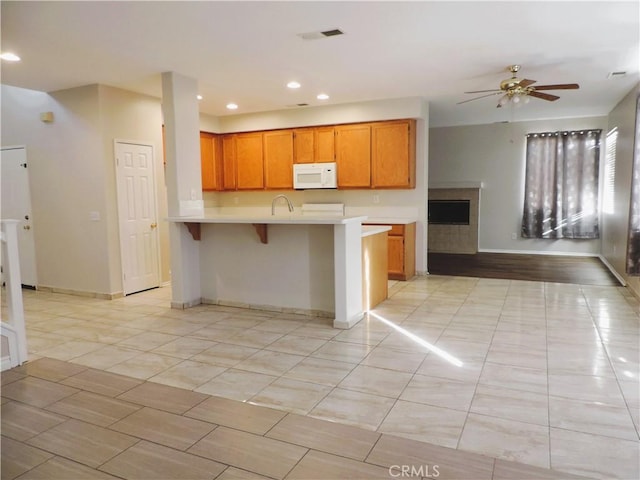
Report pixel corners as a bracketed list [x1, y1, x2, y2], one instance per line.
[1, 146, 38, 287]
[115, 142, 160, 295]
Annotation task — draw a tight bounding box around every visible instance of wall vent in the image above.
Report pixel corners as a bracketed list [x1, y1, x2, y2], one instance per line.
[608, 71, 627, 78]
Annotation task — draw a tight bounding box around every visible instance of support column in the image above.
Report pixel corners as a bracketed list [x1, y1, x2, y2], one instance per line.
[161, 72, 203, 308]
[333, 221, 364, 329]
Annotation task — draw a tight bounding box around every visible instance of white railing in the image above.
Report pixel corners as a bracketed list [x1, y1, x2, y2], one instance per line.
[1, 220, 28, 370]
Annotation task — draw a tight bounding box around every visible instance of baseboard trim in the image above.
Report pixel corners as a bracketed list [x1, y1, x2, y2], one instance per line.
[598, 254, 626, 286]
[202, 298, 333, 318]
[37, 285, 123, 300]
[477, 248, 598, 257]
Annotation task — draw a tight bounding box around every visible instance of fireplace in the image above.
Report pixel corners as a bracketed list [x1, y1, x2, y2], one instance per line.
[428, 200, 471, 225]
[428, 186, 480, 254]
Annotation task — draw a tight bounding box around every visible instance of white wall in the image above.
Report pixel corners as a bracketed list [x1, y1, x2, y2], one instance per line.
[603, 84, 640, 298]
[1, 84, 168, 296]
[1, 84, 112, 294]
[429, 115, 608, 255]
[200, 97, 430, 274]
[98, 85, 168, 289]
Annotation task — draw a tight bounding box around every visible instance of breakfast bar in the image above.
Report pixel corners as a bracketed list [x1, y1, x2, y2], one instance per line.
[167, 212, 368, 329]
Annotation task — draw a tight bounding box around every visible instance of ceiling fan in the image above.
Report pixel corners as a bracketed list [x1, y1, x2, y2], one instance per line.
[458, 65, 579, 107]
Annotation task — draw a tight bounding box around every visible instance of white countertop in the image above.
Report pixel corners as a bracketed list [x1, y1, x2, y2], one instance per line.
[167, 213, 368, 225]
[363, 217, 417, 225]
[361, 225, 392, 237]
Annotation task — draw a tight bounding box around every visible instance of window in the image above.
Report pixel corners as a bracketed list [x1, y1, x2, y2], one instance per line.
[627, 96, 640, 275]
[603, 128, 618, 215]
[521, 129, 602, 239]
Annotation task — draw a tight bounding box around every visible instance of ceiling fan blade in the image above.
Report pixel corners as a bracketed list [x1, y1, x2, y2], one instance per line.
[463, 89, 501, 94]
[519, 78, 537, 88]
[529, 91, 560, 101]
[533, 83, 579, 90]
[457, 92, 502, 105]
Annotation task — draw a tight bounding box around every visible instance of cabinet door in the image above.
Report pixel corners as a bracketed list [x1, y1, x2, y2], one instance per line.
[315, 127, 335, 162]
[293, 128, 315, 164]
[264, 130, 293, 189]
[200, 132, 221, 191]
[293, 127, 335, 164]
[371, 120, 416, 188]
[335, 124, 371, 188]
[221, 134, 237, 190]
[387, 235, 405, 277]
[235, 132, 264, 190]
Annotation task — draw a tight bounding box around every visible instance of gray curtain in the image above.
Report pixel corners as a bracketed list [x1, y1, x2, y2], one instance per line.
[522, 130, 601, 239]
[626, 95, 640, 275]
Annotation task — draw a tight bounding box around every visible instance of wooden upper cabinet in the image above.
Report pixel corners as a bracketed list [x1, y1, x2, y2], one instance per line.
[200, 131, 222, 191]
[293, 126, 335, 164]
[335, 124, 371, 188]
[221, 134, 237, 190]
[264, 130, 293, 189]
[371, 119, 416, 189]
[315, 127, 336, 163]
[235, 132, 264, 190]
[293, 128, 315, 164]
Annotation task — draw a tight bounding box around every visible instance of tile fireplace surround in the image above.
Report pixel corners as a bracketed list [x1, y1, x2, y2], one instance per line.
[428, 187, 480, 254]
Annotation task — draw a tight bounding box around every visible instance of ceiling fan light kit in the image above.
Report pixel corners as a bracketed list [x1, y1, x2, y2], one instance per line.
[460, 64, 579, 108]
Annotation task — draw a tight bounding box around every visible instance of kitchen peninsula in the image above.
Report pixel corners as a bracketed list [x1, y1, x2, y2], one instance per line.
[167, 211, 368, 329]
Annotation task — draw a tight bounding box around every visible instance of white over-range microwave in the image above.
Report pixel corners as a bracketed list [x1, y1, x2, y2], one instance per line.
[293, 162, 337, 190]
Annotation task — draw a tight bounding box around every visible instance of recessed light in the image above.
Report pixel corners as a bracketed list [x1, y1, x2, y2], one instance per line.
[287, 81, 301, 89]
[317, 93, 329, 100]
[0, 52, 20, 62]
[197, 95, 203, 100]
[226, 103, 238, 110]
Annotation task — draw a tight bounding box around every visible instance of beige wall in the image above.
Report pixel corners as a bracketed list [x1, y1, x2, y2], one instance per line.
[98, 85, 169, 289]
[1, 84, 169, 296]
[603, 84, 640, 298]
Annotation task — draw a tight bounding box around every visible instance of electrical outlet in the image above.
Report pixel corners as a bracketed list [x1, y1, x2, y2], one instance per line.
[373, 194, 380, 204]
[511, 232, 517, 240]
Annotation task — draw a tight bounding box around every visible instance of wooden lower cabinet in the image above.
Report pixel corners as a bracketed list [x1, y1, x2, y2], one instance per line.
[365, 222, 416, 280]
[362, 231, 388, 310]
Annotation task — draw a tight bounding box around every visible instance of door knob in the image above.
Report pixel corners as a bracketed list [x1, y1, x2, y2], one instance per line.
[150, 223, 157, 229]
[23, 225, 31, 230]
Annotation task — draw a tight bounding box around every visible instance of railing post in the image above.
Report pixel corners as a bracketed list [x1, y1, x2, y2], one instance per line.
[1, 220, 28, 366]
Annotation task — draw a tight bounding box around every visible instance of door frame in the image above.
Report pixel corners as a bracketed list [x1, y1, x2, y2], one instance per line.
[0, 145, 38, 288]
[114, 139, 161, 295]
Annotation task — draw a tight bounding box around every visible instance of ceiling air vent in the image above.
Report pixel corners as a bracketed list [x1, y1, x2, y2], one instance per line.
[298, 29, 344, 40]
[608, 71, 627, 78]
[286, 103, 310, 108]
[321, 29, 344, 37]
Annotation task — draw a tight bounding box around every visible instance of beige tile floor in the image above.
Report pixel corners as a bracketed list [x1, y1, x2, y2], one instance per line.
[3, 274, 640, 479]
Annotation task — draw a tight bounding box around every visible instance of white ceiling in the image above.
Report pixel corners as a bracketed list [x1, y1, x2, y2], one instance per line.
[1, 1, 638, 127]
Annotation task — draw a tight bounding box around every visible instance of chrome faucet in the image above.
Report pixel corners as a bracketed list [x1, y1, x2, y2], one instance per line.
[271, 194, 294, 215]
